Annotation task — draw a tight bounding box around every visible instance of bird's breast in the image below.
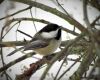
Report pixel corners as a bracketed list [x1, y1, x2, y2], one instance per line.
[34, 39, 61, 56]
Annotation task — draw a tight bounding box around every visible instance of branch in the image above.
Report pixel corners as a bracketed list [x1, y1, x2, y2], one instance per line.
[69, 43, 96, 80]
[0, 0, 4, 4]
[0, 6, 32, 20]
[89, 0, 100, 11]
[0, 40, 29, 47]
[10, 0, 87, 33]
[83, 0, 95, 36]
[57, 56, 82, 80]
[83, 0, 100, 58]
[17, 30, 33, 38]
[0, 52, 36, 73]
[91, 15, 100, 27]
[0, 17, 79, 39]
[15, 54, 57, 80]
[0, 15, 12, 80]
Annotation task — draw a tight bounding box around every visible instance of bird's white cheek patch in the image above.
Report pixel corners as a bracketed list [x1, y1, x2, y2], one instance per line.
[41, 30, 58, 39]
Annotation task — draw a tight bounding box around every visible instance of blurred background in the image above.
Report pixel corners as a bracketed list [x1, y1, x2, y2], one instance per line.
[0, 0, 100, 80]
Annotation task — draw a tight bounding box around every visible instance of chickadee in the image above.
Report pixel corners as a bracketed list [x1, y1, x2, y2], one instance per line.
[7, 23, 61, 56]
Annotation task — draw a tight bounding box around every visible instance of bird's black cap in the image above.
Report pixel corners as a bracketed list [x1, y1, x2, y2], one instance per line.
[39, 23, 61, 33]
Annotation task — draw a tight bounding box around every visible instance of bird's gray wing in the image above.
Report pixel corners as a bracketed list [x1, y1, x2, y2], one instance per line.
[7, 40, 49, 56]
[24, 40, 49, 51]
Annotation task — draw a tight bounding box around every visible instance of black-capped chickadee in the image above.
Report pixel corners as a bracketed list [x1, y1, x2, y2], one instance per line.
[7, 23, 61, 56]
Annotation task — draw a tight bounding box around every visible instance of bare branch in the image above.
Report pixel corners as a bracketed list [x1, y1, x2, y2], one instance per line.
[91, 15, 100, 27]
[17, 30, 33, 38]
[10, 0, 87, 33]
[0, 6, 32, 20]
[69, 43, 96, 80]
[58, 56, 82, 80]
[0, 52, 36, 73]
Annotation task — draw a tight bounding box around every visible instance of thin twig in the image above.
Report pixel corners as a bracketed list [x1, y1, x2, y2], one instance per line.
[2, 21, 20, 40]
[0, 19, 15, 41]
[58, 56, 82, 80]
[16, 21, 21, 41]
[0, 6, 32, 20]
[56, 0, 69, 15]
[30, 8, 37, 32]
[0, 52, 36, 73]
[69, 43, 96, 80]
[87, 58, 98, 80]
[17, 30, 33, 38]
[0, 23, 10, 80]
[83, 0, 94, 35]
[54, 56, 67, 80]
[91, 15, 100, 26]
